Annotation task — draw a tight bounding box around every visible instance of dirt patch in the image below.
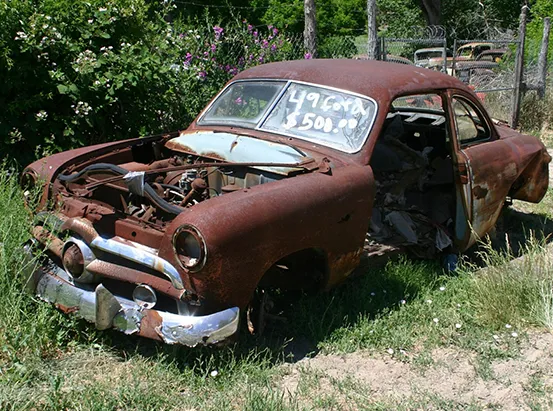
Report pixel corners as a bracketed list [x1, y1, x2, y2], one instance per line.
[280, 332, 553, 409]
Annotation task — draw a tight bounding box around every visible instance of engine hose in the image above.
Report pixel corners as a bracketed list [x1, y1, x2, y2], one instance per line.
[58, 163, 184, 216]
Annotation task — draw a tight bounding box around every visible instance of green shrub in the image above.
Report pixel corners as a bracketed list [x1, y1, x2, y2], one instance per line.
[0, 0, 302, 165]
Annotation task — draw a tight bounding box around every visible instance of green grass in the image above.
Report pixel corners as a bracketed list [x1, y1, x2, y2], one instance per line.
[1, 169, 553, 409]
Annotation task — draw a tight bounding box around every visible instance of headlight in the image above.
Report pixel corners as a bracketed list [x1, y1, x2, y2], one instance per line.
[173, 225, 207, 272]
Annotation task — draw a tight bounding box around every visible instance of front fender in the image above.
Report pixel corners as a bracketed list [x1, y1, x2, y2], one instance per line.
[158, 165, 375, 312]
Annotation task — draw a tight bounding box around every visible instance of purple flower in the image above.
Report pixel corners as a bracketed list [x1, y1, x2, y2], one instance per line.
[235, 97, 243, 104]
[259, 55, 264, 63]
[247, 24, 253, 32]
[261, 39, 269, 49]
[210, 44, 216, 53]
[213, 25, 224, 39]
[271, 44, 277, 52]
[198, 71, 207, 79]
[268, 25, 273, 30]
[304, 52, 312, 59]
[253, 30, 258, 37]
[248, 54, 254, 61]
[272, 28, 279, 36]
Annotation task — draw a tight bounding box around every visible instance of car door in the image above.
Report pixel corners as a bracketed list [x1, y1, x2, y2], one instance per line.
[447, 90, 520, 249]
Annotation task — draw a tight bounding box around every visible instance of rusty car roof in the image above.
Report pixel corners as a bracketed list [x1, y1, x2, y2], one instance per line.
[232, 59, 471, 103]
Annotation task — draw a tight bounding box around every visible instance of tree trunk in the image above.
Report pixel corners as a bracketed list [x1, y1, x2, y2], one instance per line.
[418, 0, 441, 26]
[537, 17, 550, 99]
[304, 0, 317, 58]
[367, 0, 378, 59]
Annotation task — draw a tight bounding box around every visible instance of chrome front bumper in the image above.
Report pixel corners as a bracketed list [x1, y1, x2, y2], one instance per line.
[28, 262, 240, 347]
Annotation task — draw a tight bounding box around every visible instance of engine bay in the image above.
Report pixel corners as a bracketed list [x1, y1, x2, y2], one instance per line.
[55, 136, 311, 229]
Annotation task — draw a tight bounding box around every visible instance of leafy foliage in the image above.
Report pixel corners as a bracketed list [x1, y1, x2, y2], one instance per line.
[0, 0, 301, 164]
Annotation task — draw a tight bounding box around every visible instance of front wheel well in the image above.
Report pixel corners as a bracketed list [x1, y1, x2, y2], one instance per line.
[258, 248, 328, 291]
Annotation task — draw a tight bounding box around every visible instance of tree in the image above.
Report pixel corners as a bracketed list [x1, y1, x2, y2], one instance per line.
[304, 0, 317, 57]
[367, 0, 377, 59]
[418, 0, 440, 26]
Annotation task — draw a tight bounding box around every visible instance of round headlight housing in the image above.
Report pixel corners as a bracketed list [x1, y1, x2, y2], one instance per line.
[173, 225, 207, 272]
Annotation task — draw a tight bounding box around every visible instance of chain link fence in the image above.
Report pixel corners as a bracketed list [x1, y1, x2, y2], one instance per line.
[208, 28, 523, 125]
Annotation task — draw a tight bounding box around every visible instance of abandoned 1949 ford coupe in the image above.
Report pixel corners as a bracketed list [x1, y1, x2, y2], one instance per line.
[23, 60, 550, 346]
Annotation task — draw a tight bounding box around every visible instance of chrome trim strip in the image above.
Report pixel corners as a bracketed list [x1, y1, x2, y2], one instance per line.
[90, 237, 184, 290]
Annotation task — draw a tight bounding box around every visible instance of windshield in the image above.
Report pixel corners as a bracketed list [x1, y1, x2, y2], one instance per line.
[199, 80, 377, 153]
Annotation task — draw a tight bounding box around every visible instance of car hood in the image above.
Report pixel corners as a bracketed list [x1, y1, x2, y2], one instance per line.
[165, 131, 311, 175]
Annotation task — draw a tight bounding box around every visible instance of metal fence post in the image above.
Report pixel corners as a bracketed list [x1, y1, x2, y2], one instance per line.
[442, 38, 447, 73]
[451, 39, 457, 76]
[511, 4, 528, 129]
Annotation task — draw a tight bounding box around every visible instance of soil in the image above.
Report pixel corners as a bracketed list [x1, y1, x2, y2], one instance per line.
[280, 332, 553, 409]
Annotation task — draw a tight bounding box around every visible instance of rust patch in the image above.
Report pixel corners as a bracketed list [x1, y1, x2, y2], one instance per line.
[55, 303, 79, 314]
[139, 310, 163, 341]
[472, 185, 488, 199]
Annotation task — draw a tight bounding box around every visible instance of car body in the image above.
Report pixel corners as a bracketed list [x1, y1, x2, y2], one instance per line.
[23, 60, 550, 346]
[427, 44, 503, 75]
[475, 48, 509, 62]
[414, 47, 452, 68]
[456, 42, 494, 60]
[453, 60, 499, 85]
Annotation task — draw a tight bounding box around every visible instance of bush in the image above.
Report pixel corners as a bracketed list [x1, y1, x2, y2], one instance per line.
[0, 0, 302, 165]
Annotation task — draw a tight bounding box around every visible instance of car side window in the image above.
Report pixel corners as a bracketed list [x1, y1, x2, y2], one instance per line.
[451, 97, 490, 146]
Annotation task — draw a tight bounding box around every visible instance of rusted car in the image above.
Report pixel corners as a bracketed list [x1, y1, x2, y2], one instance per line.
[414, 47, 452, 68]
[22, 60, 550, 346]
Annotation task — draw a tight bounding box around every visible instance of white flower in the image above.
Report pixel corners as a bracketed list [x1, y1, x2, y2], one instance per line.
[210, 370, 218, 377]
[387, 348, 394, 354]
[439, 286, 445, 291]
[382, 289, 387, 294]
[456, 304, 461, 308]
[433, 318, 439, 324]
[35, 110, 48, 120]
[400, 299, 406, 305]
[99, 7, 107, 12]
[511, 332, 518, 338]
[493, 334, 500, 340]
[88, 19, 94, 24]
[455, 323, 462, 329]
[370, 292, 375, 296]
[426, 299, 432, 304]
[505, 324, 512, 329]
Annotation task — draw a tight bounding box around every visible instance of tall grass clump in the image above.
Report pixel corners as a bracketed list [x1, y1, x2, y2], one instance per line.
[465, 233, 553, 330]
[520, 88, 553, 141]
[0, 168, 77, 370]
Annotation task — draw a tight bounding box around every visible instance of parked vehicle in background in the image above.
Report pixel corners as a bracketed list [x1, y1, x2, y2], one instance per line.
[456, 42, 494, 60]
[384, 54, 414, 65]
[414, 47, 452, 68]
[22, 60, 550, 347]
